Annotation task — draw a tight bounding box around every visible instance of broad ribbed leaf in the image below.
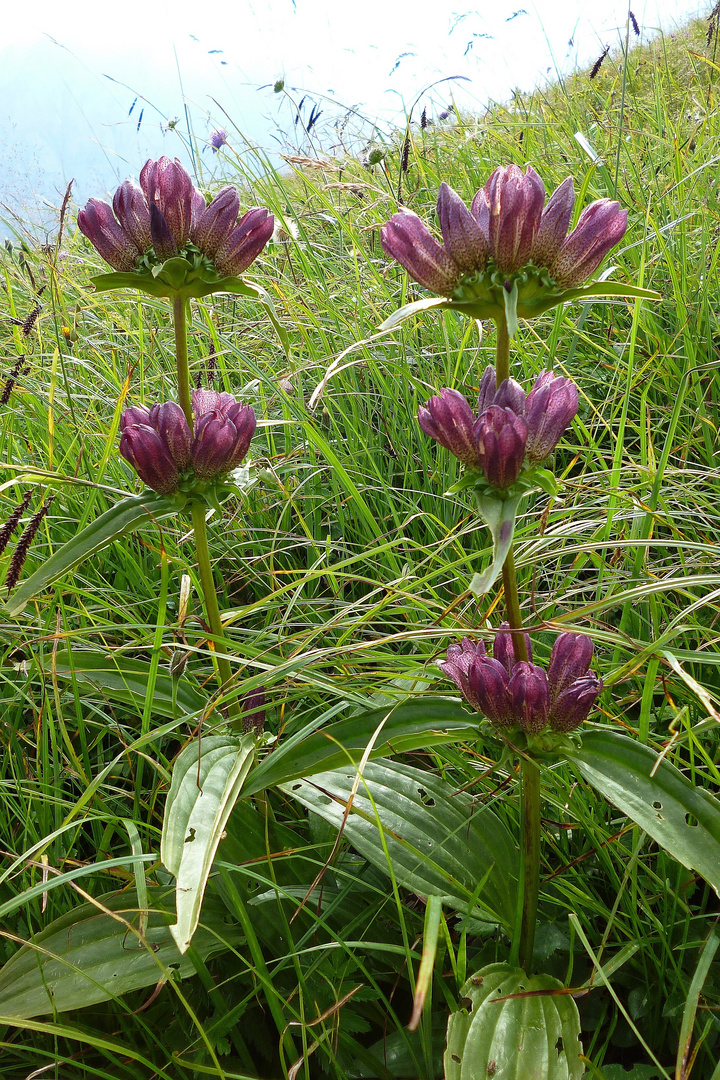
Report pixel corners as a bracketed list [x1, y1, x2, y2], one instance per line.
[469, 492, 522, 597]
[5, 493, 180, 616]
[281, 759, 518, 930]
[445, 963, 584, 1080]
[244, 699, 478, 797]
[569, 729, 720, 897]
[0, 888, 234, 1019]
[161, 734, 256, 953]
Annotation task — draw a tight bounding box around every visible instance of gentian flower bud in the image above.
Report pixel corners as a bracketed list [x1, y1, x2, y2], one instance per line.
[224, 402, 257, 468]
[77, 199, 141, 271]
[149, 203, 178, 260]
[192, 389, 224, 416]
[493, 622, 533, 672]
[477, 365, 498, 415]
[214, 207, 275, 276]
[193, 186, 240, 259]
[148, 402, 192, 469]
[547, 633, 595, 700]
[113, 181, 153, 254]
[483, 165, 545, 274]
[524, 372, 578, 464]
[381, 209, 460, 295]
[439, 637, 487, 703]
[550, 199, 628, 287]
[239, 688, 266, 734]
[493, 378, 526, 415]
[474, 406, 528, 489]
[190, 390, 257, 479]
[121, 405, 151, 428]
[549, 673, 602, 732]
[508, 661, 550, 733]
[437, 182, 489, 274]
[119, 425, 180, 495]
[466, 656, 513, 725]
[532, 177, 575, 269]
[418, 388, 481, 466]
[140, 156, 195, 250]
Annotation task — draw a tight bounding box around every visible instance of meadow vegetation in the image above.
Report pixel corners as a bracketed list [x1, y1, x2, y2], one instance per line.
[1, 12, 720, 1078]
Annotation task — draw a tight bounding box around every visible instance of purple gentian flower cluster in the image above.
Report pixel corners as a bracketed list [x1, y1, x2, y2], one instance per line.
[440, 626, 602, 734]
[418, 365, 578, 490]
[381, 165, 627, 294]
[78, 156, 274, 276]
[119, 389, 256, 495]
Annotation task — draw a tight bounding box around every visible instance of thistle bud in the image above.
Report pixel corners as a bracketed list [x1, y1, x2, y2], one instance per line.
[381, 210, 460, 295]
[475, 406, 528, 489]
[550, 199, 628, 287]
[524, 372, 578, 464]
[418, 388, 481, 466]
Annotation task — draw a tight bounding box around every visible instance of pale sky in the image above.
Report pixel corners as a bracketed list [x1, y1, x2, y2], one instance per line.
[0, 0, 707, 225]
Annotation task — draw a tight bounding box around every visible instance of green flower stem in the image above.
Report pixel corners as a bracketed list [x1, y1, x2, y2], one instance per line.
[518, 756, 541, 973]
[190, 499, 240, 719]
[494, 310, 540, 974]
[173, 295, 193, 432]
[494, 315, 511, 386]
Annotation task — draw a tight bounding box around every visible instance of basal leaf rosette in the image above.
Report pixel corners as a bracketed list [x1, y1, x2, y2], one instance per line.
[380, 165, 660, 333]
[78, 157, 274, 301]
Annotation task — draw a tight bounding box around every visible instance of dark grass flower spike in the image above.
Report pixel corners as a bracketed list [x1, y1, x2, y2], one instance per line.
[5, 497, 55, 593]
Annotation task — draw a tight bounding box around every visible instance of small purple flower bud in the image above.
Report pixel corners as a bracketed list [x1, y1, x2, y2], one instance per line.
[121, 405, 152, 428]
[192, 185, 240, 258]
[113, 181, 153, 255]
[474, 405, 528, 489]
[547, 633, 594, 700]
[418, 388, 481, 466]
[77, 199, 141, 271]
[120, 425, 180, 495]
[439, 637, 487, 702]
[550, 199, 628, 287]
[193, 388, 223, 416]
[191, 188, 207, 230]
[524, 372, 578, 463]
[532, 177, 575, 269]
[140, 156, 195, 249]
[470, 187, 490, 243]
[477, 365, 498, 415]
[493, 622, 533, 672]
[483, 165, 545, 274]
[508, 661, 550, 733]
[149, 202, 178, 260]
[214, 207, 275, 276]
[493, 378, 526, 415]
[467, 656, 513, 725]
[239, 688, 265, 734]
[436, 182, 489, 274]
[224, 402, 257, 468]
[191, 412, 239, 479]
[148, 401, 192, 469]
[549, 673, 602, 732]
[381, 210, 460, 295]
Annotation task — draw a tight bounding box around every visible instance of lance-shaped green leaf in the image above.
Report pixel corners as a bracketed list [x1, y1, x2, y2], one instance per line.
[468, 492, 522, 597]
[45, 648, 205, 719]
[161, 734, 256, 953]
[281, 759, 518, 930]
[569, 729, 720, 897]
[445, 962, 584, 1080]
[243, 699, 478, 797]
[4, 492, 182, 617]
[0, 887, 237, 1019]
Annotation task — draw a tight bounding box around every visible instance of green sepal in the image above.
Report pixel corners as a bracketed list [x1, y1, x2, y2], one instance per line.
[524, 465, 559, 498]
[469, 492, 522, 596]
